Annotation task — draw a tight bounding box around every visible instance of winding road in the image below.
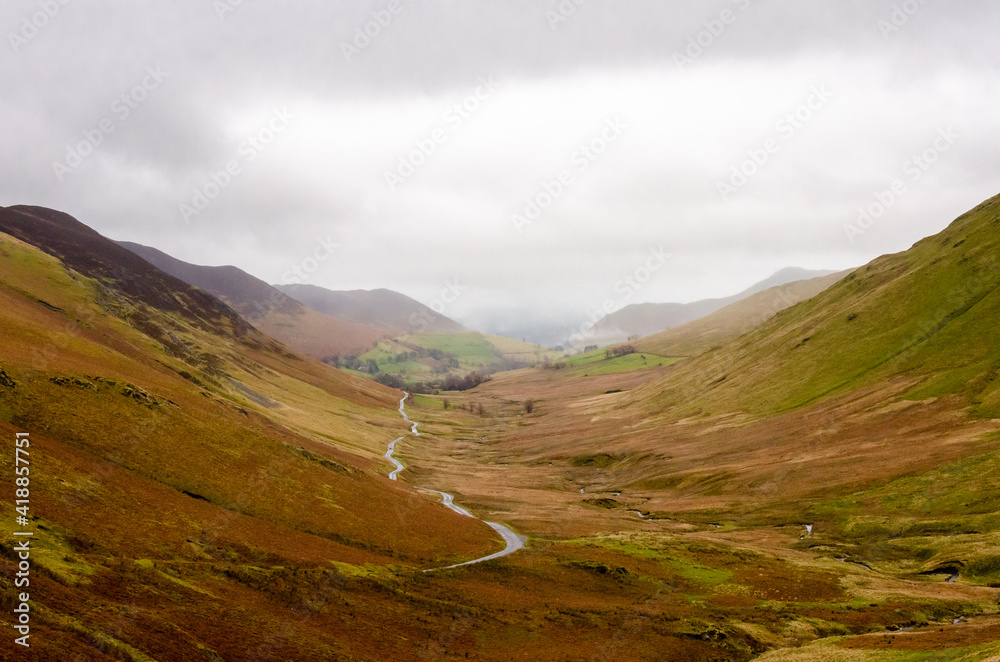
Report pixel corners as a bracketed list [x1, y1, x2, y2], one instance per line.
[383, 438, 405, 481]
[386, 393, 525, 571]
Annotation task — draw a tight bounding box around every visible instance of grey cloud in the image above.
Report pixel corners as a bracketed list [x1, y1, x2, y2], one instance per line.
[2, 1, 998, 340]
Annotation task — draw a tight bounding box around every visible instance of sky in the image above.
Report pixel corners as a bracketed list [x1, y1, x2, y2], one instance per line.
[2, 1, 999, 339]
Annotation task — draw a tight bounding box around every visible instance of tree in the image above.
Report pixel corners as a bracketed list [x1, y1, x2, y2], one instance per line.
[374, 373, 405, 389]
[605, 345, 637, 359]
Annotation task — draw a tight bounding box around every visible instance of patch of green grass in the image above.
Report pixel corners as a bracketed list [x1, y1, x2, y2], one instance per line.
[0, 511, 94, 585]
[570, 453, 625, 468]
[810, 446, 1000, 538]
[374, 359, 433, 377]
[35, 606, 162, 662]
[408, 333, 501, 365]
[803, 445, 1000, 582]
[566, 535, 732, 587]
[564, 536, 660, 560]
[134, 560, 217, 596]
[411, 394, 447, 409]
[329, 561, 393, 579]
[874, 449, 1000, 519]
[560, 350, 678, 376]
[482, 333, 561, 360]
[669, 558, 732, 587]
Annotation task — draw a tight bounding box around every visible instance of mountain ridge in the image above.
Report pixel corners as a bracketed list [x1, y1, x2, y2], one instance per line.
[276, 282, 467, 335]
[116, 240, 386, 358]
[588, 267, 839, 344]
[634, 269, 853, 357]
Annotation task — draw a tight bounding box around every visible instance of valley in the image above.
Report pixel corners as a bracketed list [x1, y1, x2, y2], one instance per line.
[6, 5, 999, 660]
[1, 196, 1000, 660]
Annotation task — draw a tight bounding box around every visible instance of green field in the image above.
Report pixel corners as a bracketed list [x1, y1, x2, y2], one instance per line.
[483, 333, 562, 360]
[351, 332, 560, 383]
[409, 332, 502, 364]
[559, 348, 679, 376]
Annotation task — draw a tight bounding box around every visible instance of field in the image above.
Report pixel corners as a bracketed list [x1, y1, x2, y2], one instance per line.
[352, 332, 561, 383]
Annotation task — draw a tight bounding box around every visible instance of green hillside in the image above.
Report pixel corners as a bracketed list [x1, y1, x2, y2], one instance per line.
[554, 347, 680, 376]
[634, 194, 1000, 418]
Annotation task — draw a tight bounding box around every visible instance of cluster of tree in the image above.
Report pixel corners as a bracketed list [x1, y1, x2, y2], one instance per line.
[390, 351, 420, 363]
[373, 374, 436, 394]
[605, 344, 637, 359]
[442, 371, 491, 391]
[448, 400, 487, 416]
[328, 345, 465, 375]
[373, 373, 406, 389]
[492, 357, 531, 372]
[372, 371, 491, 394]
[324, 355, 380, 373]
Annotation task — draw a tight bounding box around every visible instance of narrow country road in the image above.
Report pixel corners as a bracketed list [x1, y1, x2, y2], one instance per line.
[384, 437, 405, 481]
[385, 392, 525, 570]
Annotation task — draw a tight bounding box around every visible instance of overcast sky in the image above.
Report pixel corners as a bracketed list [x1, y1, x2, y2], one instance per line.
[3, 1, 998, 335]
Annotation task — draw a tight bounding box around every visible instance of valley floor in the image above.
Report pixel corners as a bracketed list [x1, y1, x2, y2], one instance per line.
[374, 361, 1000, 661]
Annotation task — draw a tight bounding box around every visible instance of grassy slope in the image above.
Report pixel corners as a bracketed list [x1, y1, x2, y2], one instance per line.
[254, 305, 384, 360]
[557, 347, 681, 376]
[0, 229, 504, 660]
[0, 230, 498, 555]
[631, 193, 1000, 419]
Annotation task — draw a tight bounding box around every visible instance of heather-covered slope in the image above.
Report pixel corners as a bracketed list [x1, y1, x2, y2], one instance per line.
[117, 240, 385, 358]
[0, 208, 500, 659]
[1, 206, 258, 343]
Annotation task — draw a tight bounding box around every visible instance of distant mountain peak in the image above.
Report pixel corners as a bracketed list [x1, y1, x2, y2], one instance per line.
[587, 267, 840, 344]
[274, 283, 467, 335]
